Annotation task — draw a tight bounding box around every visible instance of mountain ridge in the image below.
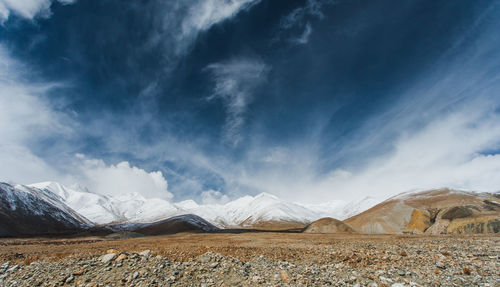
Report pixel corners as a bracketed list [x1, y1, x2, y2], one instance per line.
[27, 181, 358, 228]
[0, 182, 92, 237]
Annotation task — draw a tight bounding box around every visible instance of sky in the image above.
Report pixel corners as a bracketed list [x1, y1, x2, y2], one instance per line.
[1, 0, 500, 204]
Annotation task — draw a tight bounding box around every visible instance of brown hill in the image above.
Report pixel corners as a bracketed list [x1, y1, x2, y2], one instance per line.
[304, 217, 357, 234]
[344, 189, 500, 234]
[236, 220, 307, 231]
[133, 214, 219, 236]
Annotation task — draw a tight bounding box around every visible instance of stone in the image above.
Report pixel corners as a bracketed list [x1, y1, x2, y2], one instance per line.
[280, 270, 290, 283]
[7, 265, 18, 273]
[197, 253, 213, 263]
[115, 254, 127, 262]
[101, 253, 117, 264]
[106, 249, 118, 254]
[139, 250, 151, 257]
[73, 270, 84, 276]
[435, 261, 445, 269]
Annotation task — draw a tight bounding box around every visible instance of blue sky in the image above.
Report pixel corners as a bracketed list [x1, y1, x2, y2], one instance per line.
[1, 0, 500, 203]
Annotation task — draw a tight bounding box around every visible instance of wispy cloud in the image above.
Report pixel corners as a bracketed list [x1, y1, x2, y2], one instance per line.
[0, 45, 69, 183]
[179, 0, 259, 51]
[221, 4, 500, 202]
[294, 22, 312, 45]
[206, 58, 269, 146]
[148, 0, 260, 58]
[0, 45, 174, 199]
[0, 0, 75, 22]
[275, 0, 335, 44]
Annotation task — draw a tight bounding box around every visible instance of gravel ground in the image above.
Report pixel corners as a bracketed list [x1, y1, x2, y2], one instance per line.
[0, 234, 498, 286]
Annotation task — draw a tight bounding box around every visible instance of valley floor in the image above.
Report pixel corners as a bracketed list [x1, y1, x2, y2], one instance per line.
[0, 233, 499, 286]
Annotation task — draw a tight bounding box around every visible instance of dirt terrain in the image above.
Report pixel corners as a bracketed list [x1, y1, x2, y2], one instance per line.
[346, 189, 500, 234]
[0, 233, 498, 286]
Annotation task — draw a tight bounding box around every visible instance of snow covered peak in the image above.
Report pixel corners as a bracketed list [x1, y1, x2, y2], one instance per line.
[22, 181, 372, 228]
[253, 192, 279, 201]
[175, 199, 199, 210]
[1, 182, 93, 233]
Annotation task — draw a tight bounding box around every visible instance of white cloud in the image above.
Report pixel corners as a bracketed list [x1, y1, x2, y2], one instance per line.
[0, 45, 69, 184]
[0, 45, 172, 201]
[181, 0, 258, 41]
[0, 0, 75, 22]
[217, 103, 500, 204]
[211, 7, 500, 203]
[206, 58, 269, 146]
[76, 155, 173, 200]
[294, 22, 312, 44]
[275, 0, 333, 44]
[280, 0, 326, 29]
[321, 108, 500, 200]
[201, 189, 230, 205]
[153, 0, 260, 56]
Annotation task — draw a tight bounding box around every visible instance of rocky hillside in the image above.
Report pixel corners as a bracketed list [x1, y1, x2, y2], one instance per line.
[303, 217, 357, 234]
[0, 183, 91, 237]
[131, 215, 219, 236]
[345, 189, 500, 234]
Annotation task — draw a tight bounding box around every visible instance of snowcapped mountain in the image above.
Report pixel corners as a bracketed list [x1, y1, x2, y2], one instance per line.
[196, 193, 332, 227]
[336, 196, 382, 219]
[27, 181, 370, 228]
[0, 182, 91, 236]
[29, 182, 178, 224]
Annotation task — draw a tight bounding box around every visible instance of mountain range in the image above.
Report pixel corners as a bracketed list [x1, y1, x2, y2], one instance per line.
[1, 181, 498, 237]
[27, 181, 379, 228]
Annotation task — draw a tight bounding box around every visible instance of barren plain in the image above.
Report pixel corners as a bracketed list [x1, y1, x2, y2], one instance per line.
[0, 233, 499, 286]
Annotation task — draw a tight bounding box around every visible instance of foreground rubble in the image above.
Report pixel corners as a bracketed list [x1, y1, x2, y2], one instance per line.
[0, 234, 498, 286]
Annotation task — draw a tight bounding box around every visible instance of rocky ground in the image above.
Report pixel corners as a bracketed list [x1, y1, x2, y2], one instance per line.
[0, 233, 498, 286]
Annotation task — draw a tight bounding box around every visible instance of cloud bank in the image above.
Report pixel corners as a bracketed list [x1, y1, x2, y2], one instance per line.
[75, 155, 172, 199]
[0, 44, 173, 199]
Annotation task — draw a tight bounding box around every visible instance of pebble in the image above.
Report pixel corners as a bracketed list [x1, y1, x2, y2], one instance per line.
[115, 254, 127, 262]
[0, 237, 497, 286]
[100, 253, 117, 264]
[435, 261, 445, 269]
[139, 250, 151, 257]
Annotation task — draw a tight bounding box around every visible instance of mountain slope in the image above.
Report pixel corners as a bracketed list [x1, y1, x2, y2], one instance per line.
[29, 182, 352, 228]
[132, 214, 219, 235]
[0, 183, 91, 237]
[177, 193, 343, 229]
[345, 189, 500, 234]
[304, 217, 357, 234]
[29, 182, 179, 224]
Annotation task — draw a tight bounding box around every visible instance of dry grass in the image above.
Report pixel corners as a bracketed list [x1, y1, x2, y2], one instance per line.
[1, 232, 498, 266]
